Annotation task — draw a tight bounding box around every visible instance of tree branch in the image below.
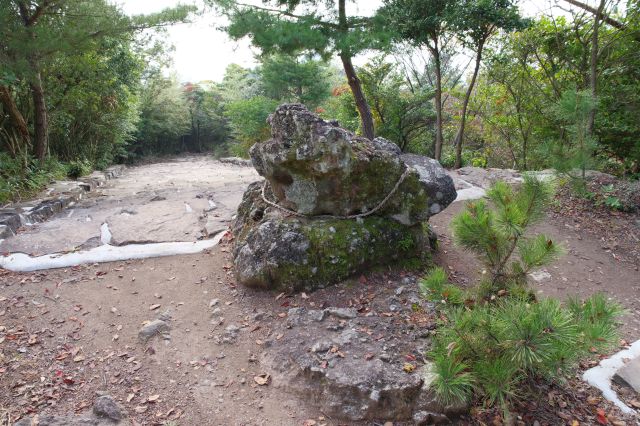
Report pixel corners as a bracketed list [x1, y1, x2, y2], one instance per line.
[562, 0, 625, 30]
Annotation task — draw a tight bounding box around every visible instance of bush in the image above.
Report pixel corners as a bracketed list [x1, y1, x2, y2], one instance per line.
[0, 154, 67, 203]
[65, 159, 92, 179]
[224, 96, 279, 158]
[428, 293, 621, 410]
[421, 176, 623, 415]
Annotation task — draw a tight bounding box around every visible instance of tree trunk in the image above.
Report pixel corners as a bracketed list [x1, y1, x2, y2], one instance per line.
[30, 71, 49, 161]
[0, 85, 31, 155]
[30, 70, 48, 161]
[454, 39, 484, 169]
[340, 57, 374, 140]
[430, 42, 444, 161]
[338, 0, 374, 140]
[587, 0, 605, 136]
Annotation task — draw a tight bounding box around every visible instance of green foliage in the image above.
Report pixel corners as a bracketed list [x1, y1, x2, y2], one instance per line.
[65, 159, 92, 180]
[419, 267, 465, 305]
[542, 89, 599, 184]
[431, 352, 474, 406]
[132, 75, 191, 157]
[429, 294, 621, 409]
[452, 175, 559, 293]
[225, 96, 279, 157]
[424, 177, 623, 412]
[318, 86, 360, 133]
[604, 196, 622, 211]
[0, 153, 66, 203]
[259, 54, 331, 108]
[359, 57, 434, 152]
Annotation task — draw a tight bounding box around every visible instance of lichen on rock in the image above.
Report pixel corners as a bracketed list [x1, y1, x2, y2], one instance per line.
[232, 104, 456, 291]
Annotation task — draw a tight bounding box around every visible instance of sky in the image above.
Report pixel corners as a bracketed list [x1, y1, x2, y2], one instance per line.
[116, 0, 580, 83]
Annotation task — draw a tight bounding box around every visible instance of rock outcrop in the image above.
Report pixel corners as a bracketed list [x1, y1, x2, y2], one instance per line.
[262, 301, 466, 422]
[250, 104, 456, 225]
[233, 104, 455, 291]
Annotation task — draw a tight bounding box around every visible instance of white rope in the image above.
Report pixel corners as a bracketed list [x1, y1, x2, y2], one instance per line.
[260, 168, 412, 220]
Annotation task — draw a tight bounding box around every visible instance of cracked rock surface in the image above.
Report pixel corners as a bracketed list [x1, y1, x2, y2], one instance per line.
[262, 279, 466, 422]
[0, 156, 258, 255]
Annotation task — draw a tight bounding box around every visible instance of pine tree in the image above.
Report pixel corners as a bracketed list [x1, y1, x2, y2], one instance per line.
[420, 177, 622, 414]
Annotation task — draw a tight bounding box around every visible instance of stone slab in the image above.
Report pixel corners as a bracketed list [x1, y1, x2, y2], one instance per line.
[614, 356, 640, 393]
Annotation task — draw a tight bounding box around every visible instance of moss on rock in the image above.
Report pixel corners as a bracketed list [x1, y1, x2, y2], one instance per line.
[234, 212, 429, 292]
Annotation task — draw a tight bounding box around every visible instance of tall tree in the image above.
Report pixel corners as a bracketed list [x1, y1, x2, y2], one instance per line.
[380, 0, 454, 160]
[259, 54, 331, 108]
[0, 0, 194, 161]
[451, 0, 524, 168]
[211, 0, 389, 140]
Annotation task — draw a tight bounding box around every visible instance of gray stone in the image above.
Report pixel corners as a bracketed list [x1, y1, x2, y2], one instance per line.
[219, 157, 252, 167]
[261, 307, 466, 422]
[613, 356, 640, 393]
[232, 104, 456, 291]
[92, 395, 123, 421]
[233, 199, 428, 291]
[138, 319, 170, 342]
[325, 307, 358, 319]
[250, 104, 455, 225]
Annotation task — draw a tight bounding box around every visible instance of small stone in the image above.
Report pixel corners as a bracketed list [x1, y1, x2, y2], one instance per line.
[138, 320, 169, 342]
[311, 341, 332, 353]
[93, 395, 123, 421]
[325, 307, 357, 319]
[307, 310, 327, 322]
[395, 286, 405, 296]
[209, 298, 220, 307]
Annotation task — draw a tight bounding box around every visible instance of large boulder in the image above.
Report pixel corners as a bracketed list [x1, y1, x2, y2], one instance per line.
[232, 181, 430, 292]
[232, 104, 456, 291]
[250, 104, 455, 226]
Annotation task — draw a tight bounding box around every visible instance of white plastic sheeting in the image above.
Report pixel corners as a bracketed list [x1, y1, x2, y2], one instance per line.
[583, 339, 640, 414]
[0, 231, 227, 272]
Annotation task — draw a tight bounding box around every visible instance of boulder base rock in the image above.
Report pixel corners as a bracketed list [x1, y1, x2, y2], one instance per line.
[262, 306, 466, 421]
[233, 104, 455, 291]
[250, 104, 455, 226]
[233, 182, 429, 291]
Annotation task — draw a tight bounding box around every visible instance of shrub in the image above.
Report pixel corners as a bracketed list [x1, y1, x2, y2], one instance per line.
[0, 154, 67, 203]
[65, 159, 92, 179]
[224, 96, 279, 158]
[451, 175, 560, 296]
[421, 176, 623, 415]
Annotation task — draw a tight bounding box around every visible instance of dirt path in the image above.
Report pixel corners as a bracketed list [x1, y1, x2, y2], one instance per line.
[0, 246, 330, 425]
[1, 159, 639, 425]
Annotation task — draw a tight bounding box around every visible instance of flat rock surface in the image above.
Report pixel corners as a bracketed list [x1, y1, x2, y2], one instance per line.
[0, 157, 258, 255]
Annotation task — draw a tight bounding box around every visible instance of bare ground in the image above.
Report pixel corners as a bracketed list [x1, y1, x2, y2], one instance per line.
[1, 158, 640, 425]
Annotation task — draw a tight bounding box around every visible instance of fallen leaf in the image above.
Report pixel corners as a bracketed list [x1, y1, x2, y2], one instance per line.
[403, 363, 416, 373]
[149, 304, 161, 310]
[596, 409, 608, 425]
[253, 373, 270, 386]
[127, 393, 135, 402]
[148, 394, 160, 402]
[73, 355, 85, 362]
[134, 406, 148, 413]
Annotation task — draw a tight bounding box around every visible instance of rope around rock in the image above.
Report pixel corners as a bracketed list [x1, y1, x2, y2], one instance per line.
[260, 168, 412, 220]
